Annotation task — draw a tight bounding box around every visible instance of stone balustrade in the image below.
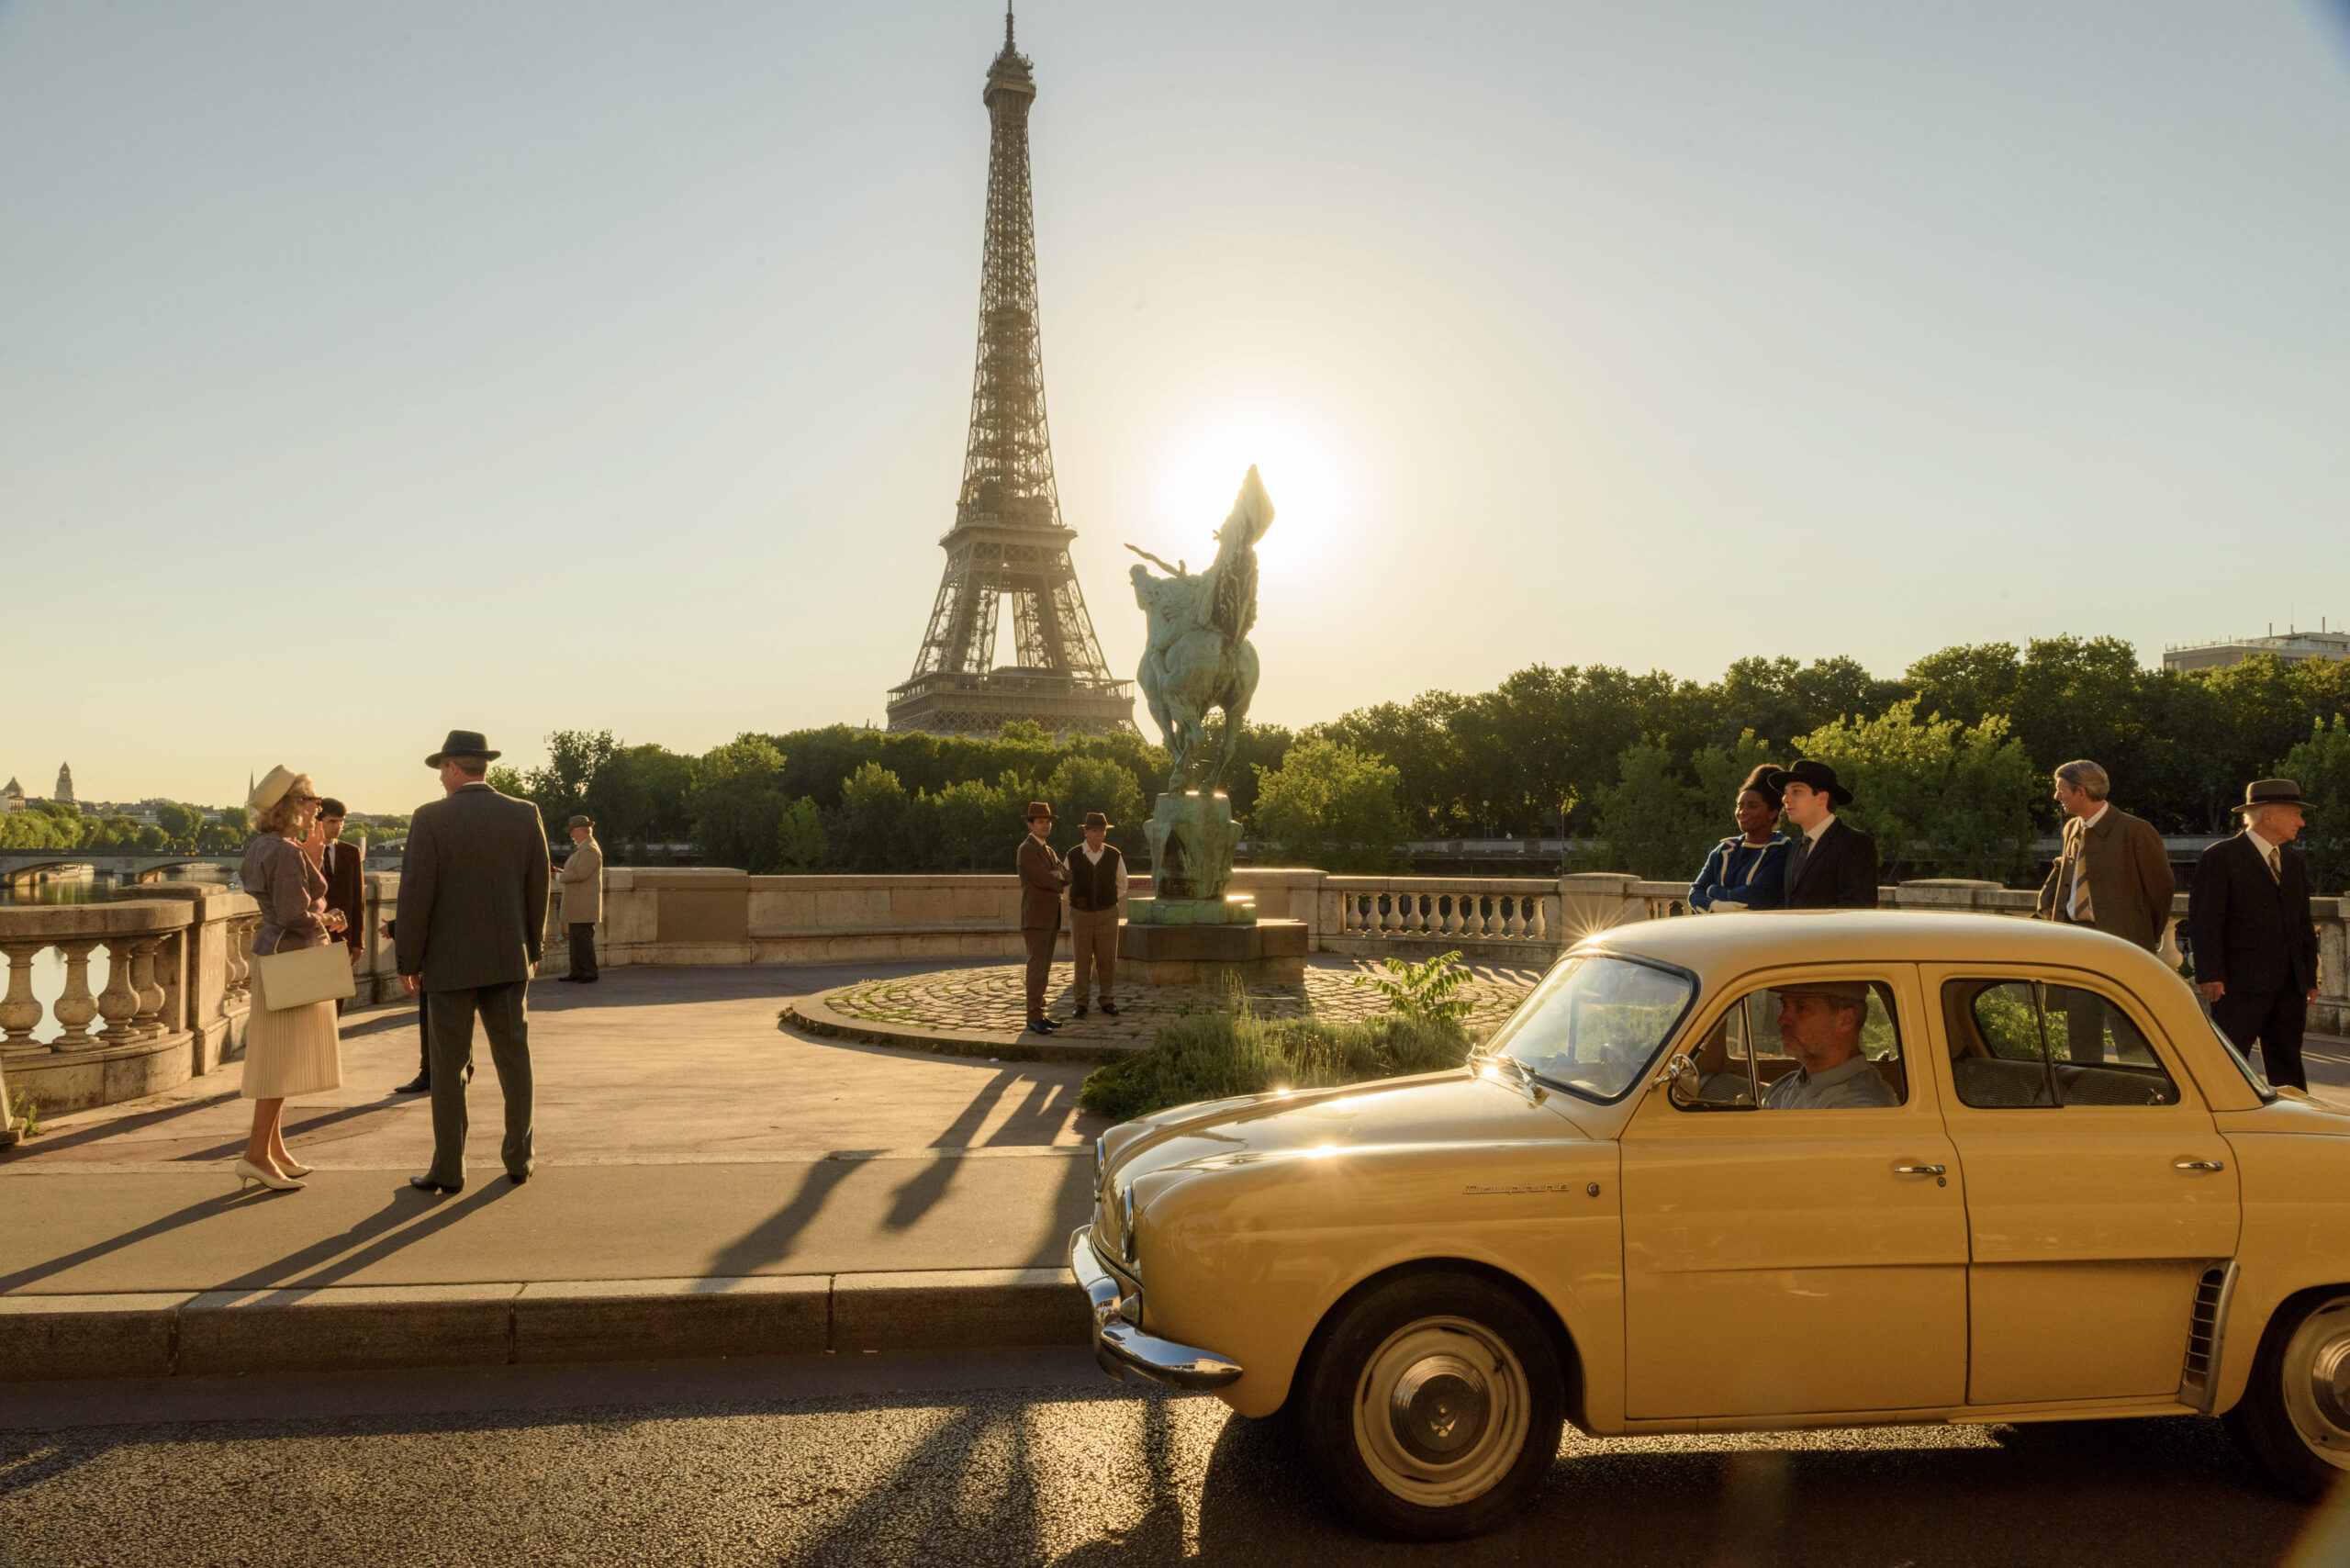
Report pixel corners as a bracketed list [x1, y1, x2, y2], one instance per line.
[0, 884, 258, 1133]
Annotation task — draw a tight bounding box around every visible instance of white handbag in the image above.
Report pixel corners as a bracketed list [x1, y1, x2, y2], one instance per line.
[252, 942, 355, 1011]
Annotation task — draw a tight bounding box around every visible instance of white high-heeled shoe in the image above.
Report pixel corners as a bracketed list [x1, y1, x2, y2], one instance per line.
[235, 1158, 305, 1192]
[277, 1159, 314, 1178]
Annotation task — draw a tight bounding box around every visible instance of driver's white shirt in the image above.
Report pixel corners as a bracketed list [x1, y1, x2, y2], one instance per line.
[1762, 1053, 1898, 1110]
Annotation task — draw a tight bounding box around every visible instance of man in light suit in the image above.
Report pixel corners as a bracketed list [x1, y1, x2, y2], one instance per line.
[555, 814, 603, 984]
[395, 729, 551, 1193]
[2034, 760, 2176, 1062]
[2188, 779, 2321, 1092]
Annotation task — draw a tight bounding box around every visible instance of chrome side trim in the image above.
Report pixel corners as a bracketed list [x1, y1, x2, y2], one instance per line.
[2178, 1260, 2242, 1415]
[1068, 1224, 1244, 1392]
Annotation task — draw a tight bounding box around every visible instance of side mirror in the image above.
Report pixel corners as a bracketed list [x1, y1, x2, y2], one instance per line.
[1652, 1052, 1700, 1104]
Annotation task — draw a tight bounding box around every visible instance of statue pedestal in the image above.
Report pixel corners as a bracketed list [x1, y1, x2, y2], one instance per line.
[1117, 917, 1306, 987]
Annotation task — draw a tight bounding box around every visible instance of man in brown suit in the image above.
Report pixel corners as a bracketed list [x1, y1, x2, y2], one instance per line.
[2035, 759, 2176, 1062]
[1017, 801, 1069, 1034]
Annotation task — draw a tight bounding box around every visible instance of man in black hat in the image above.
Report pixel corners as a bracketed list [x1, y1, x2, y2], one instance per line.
[2187, 779, 2320, 1091]
[395, 730, 552, 1192]
[1066, 811, 1126, 1017]
[1777, 760, 1879, 909]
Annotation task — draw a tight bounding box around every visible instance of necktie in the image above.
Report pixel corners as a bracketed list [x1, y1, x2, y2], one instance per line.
[2067, 828, 2093, 921]
[2266, 845, 2281, 885]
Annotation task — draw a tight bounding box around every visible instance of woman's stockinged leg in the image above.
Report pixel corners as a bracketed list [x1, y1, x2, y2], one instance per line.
[244, 1098, 285, 1170]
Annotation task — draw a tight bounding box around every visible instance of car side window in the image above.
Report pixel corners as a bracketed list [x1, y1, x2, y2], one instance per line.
[1683, 980, 1908, 1109]
[1943, 979, 2180, 1108]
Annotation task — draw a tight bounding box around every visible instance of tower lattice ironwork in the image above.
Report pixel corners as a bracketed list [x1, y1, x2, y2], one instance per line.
[887, 9, 1135, 737]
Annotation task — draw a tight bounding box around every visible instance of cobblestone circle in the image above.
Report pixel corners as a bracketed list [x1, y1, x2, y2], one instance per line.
[822, 956, 1546, 1045]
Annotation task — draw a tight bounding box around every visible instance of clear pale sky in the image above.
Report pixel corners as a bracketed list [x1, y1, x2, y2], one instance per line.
[6, 2, 2348, 813]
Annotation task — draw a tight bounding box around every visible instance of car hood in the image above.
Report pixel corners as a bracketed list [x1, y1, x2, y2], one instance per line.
[1101, 1068, 1597, 1188]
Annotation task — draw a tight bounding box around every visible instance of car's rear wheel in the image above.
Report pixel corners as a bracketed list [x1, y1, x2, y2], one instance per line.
[2226, 1289, 2350, 1501]
[1297, 1271, 1565, 1540]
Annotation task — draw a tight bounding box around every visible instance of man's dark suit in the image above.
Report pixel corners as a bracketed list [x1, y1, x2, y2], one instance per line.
[2188, 831, 2319, 1091]
[319, 839, 365, 1014]
[395, 781, 552, 1183]
[1782, 817, 1880, 909]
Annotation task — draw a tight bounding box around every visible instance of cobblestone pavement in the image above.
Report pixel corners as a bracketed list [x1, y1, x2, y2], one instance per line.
[822, 957, 1547, 1045]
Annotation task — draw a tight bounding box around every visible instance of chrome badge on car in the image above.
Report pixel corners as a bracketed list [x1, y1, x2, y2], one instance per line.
[1464, 1181, 1582, 1195]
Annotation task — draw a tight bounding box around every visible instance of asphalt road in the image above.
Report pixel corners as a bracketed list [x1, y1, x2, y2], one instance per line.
[2, 1350, 2342, 1568]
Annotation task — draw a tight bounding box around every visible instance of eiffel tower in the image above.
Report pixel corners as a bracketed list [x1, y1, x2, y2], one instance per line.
[886, 9, 1135, 737]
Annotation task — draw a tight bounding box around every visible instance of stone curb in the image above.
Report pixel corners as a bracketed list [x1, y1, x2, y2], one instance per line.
[783, 985, 1137, 1063]
[0, 1268, 1091, 1383]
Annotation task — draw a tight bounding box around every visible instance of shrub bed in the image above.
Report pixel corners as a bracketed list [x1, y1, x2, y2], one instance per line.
[1078, 1007, 1473, 1124]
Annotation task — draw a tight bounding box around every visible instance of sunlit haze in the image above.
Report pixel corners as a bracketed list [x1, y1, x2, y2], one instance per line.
[6, 2, 2349, 812]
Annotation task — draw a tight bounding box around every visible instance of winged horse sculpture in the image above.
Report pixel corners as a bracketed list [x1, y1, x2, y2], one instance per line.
[1126, 466, 1272, 795]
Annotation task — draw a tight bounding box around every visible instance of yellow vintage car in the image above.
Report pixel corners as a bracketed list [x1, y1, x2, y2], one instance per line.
[1071, 910, 2350, 1538]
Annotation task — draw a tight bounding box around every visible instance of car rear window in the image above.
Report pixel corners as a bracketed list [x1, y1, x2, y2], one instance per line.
[1486, 952, 1695, 1103]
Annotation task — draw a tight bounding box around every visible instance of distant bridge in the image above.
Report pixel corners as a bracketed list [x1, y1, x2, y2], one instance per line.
[0, 848, 398, 888]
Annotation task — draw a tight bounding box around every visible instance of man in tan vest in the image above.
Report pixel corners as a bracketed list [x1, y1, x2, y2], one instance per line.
[1017, 801, 1069, 1034]
[2035, 759, 2175, 1062]
[555, 814, 603, 984]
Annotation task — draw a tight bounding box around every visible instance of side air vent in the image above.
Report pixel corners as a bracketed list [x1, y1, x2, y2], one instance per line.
[2178, 1261, 2241, 1415]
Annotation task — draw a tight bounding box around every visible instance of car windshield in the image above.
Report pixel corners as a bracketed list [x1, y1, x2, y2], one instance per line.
[1483, 951, 1695, 1103]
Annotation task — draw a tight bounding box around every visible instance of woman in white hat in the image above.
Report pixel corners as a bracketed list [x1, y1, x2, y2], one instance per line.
[235, 766, 346, 1191]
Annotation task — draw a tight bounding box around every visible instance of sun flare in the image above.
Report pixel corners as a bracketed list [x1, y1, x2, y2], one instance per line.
[1145, 407, 1353, 565]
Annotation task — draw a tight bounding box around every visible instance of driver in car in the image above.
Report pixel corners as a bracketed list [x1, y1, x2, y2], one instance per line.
[1762, 981, 1899, 1109]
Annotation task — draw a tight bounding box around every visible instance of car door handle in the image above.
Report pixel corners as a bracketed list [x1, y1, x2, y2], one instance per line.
[2174, 1159, 2226, 1173]
[1893, 1164, 1946, 1177]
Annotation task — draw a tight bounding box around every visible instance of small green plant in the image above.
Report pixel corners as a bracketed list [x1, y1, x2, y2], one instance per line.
[1079, 1005, 1472, 1123]
[1353, 949, 1473, 1022]
[8, 1093, 37, 1139]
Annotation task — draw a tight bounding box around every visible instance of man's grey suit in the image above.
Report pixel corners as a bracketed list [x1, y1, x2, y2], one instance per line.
[395, 781, 551, 1184]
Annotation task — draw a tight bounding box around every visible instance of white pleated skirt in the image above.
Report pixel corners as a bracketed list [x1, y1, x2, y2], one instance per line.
[241, 997, 343, 1100]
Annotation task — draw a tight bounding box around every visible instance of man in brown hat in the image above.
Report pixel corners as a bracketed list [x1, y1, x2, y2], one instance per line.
[1066, 811, 1126, 1017]
[1017, 801, 1069, 1034]
[2187, 779, 2320, 1090]
[1778, 760, 1879, 910]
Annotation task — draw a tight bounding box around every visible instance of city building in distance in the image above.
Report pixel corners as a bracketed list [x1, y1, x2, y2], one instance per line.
[2163, 626, 2350, 673]
[886, 10, 1136, 738]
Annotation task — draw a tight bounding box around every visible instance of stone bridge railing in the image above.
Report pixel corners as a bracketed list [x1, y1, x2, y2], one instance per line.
[0, 885, 260, 1135]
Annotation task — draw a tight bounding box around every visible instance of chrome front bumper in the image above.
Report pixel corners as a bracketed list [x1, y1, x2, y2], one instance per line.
[1069, 1224, 1244, 1391]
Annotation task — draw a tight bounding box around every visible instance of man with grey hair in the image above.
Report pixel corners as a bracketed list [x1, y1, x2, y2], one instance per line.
[2035, 760, 2175, 1062]
[2187, 779, 2319, 1091]
[1761, 981, 1900, 1109]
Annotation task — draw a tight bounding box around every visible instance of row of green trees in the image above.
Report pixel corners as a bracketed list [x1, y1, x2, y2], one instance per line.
[0, 801, 248, 854]
[481, 637, 2350, 890]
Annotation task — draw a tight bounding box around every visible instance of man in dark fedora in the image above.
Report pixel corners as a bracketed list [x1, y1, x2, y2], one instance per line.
[1778, 759, 1879, 909]
[395, 730, 552, 1193]
[2187, 779, 2320, 1091]
[1067, 811, 1126, 1017]
[554, 814, 602, 984]
[1016, 801, 1069, 1034]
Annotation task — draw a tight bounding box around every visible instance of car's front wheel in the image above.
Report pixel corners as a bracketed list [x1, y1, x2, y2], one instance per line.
[1297, 1271, 1565, 1540]
[2226, 1289, 2350, 1500]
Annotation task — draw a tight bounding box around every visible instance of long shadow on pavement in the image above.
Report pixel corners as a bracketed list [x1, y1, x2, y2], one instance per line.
[219, 1180, 520, 1293]
[703, 1155, 878, 1279]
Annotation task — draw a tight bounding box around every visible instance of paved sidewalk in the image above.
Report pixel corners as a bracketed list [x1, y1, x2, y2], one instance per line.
[3, 966, 1102, 1298]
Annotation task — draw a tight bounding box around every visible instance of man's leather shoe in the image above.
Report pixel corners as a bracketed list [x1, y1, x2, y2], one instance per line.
[576, 975, 598, 983]
[395, 1076, 431, 1094]
[1100, 1001, 1119, 1016]
[507, 1170, 532, 1186]
[1029, 1018, 1056, 1035]
[408, 1175, 462, 1195]
[1071, 1004, 1088, 1018]
[555, 974, 580, 982]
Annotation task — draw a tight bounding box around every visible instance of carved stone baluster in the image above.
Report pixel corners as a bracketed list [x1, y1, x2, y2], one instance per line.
[0, 942, 44, 1046]
[130, 936, 167, 1038]
[226, 917, 255, 1003]
[51, 939, 101, 1047]
[96, 940, 142, 1044]
[1438, 894, 1456, 937]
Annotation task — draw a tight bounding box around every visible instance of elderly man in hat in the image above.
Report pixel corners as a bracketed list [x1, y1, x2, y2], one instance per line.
[554, 814, 603, 984]
[1762, 981, 1899, 1109]
[1778, 759, 1880, 909]
[2187, 779, 2321, 1091]
[1066, 811, 1127, 1017]
[2034, 759, 2176, 1063]
[395, 730, 551, 1193]
[1016, 801, 1069, 1034]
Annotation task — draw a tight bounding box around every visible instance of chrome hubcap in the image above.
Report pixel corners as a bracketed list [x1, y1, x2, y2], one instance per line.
[1352, 1316, 1530, 1507]
[2283, 1296, 2350, 1469]
[1389, 1354, 1490, 1462]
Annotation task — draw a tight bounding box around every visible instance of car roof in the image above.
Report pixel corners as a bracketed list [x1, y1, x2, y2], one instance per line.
[1586, 909, 2179, 989]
